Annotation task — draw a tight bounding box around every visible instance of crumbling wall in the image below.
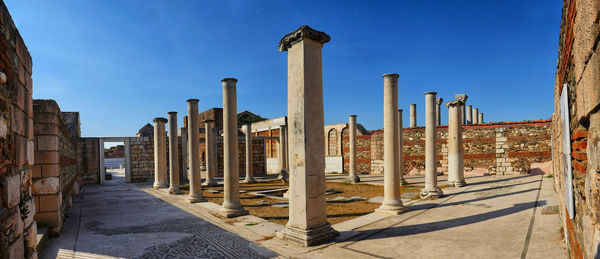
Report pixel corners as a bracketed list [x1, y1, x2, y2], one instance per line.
[0, 1, 36, 257]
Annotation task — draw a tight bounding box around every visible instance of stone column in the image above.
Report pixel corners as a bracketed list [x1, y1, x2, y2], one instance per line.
[446, 100, 466, 187]
[344, 115, 360, 183]
[455, 94, 468, 125]
[153, 117, 168, 189]
[473, 107, 479, 124]
[277, 125, 288, 171]
[179, 127, 188, 181]
[398, 109, 407, 185]
[276, 25, 337, 246]
[219, 78, 247, 218]
[466, 105, 473, 125]
[436, 97, 443, 126]
[187, 99, 206, 203]
[243, 123, 256, 183]
[203, 119, 218, 186]
[168, 112, 182, 194]
[479, 112, 484, 123]
[421, 92, 443, 199]
[409, 103, 417, 127]
[376, 73, 406, 214]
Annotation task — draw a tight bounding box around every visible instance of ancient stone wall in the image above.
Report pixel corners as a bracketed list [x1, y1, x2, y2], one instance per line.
[216, 136, 266, 177]
[78, 138, 99, 184]
[340, 120, 551, 175]
[32, 100, 79, 236]
[552, 0, 600, 258]
[0, 1, 36, 257]
[130, 137, 154, 182]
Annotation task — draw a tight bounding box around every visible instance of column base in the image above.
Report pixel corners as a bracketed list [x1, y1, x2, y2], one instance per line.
[203, 179, 219, 187]
[243, 177, 257, 184]
[169, 187, 183, 195]
[187, 193, 207, 203]
[343, 175, 360, 183]
[420, 187, 443, 199]
[449, 180, 467, 187]
[218, 206, 249, 218]
[276, 223, 339, 247]
[400, 177, 409, 186]
[376, 199, 407, 215]
[153, 182, 168, 189]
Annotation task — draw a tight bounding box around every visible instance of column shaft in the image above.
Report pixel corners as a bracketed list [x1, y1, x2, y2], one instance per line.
[479, 112, 484, 123]
[243, 124, 256, 183]
[168, 112, 182, 194]
[473, 107, 479, 124]
[187, 99, 206, 202]
[436, 97, 443, 126]
[204, 120, 218, 186]
[421, 92, 443, 198]
[179, 127, 188, 181]
[153, 118, 168, 189]
[466, 105, 473, 125]
[409, 104, 417, 127]
[398, 109, 407, 185]
[447, 101, 466, 187]
[345, 115, 360, 183]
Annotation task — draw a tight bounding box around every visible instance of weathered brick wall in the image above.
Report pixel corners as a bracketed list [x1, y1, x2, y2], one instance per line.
[32, 100, 78, 236]
[552, 1, 600, 258]
[216, 136, 266, 177]
[340, 120, 551, 175]
[78, 138, 99, 184]
[130, 137, 154, 182]
[0, 1, 36, 257]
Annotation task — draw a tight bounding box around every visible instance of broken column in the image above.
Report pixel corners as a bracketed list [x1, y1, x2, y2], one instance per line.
[276, 25, 337, 246]
[436, 97, 443, 126]
[466, 105, 473, 125]
[421, 92, 443, 199]
[243, 123, 257, 183]
[455, 94, 468, 125]
[409, 103, 417, 127]
[473, 107, 479, 124]
[187, 99, 207, 203]
[446, 100, 466, 187]
[219, 78, 248, 218]
[153, 117, 168, 189]
[204, 119, 218, 186]
[376, 73, 406, 214]
[168, 112, 182, 194]
[398, 109, 407, 185]
[344, 115, 360, 183]
[479, 112, 484, 123]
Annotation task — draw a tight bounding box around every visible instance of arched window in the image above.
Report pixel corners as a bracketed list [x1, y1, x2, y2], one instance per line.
[328, 129, 338, 156]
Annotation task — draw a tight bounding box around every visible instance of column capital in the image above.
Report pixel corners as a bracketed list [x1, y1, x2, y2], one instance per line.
[153, 117, 168, 123]
[186, 98, 199, 103]
[445, 100, 462, 108]
[383, 73, 399, 79]
[168, 111, 177, 115]
[279, 124, 287, 129]
[221, 77, 238, 83]
[424, 91, 437, 95]
[454, 94, 468, 102]
[436, 97, 444, 105]
[349, 114, 357, 118]
[278, 25, 331, 51]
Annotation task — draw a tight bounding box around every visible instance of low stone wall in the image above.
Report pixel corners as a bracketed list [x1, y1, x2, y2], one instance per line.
[340, 119, 551, 175]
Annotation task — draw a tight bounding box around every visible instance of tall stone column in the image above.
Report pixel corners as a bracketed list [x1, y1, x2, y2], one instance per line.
[277, 125, 288, 171]
[398, 109, 407, 185]
[421, 92, 443, 199]
[446, 100, 466, 187]
[219, 78, 248, 218]
[243, 123, 256, 183]
[344, 115, 360, 183]
[435, 97, 443, 126]
[466, 105, 473, 125]
[376, 73, 406, 214]
[153, 117, 168, 189]
[203, 119, 218, 186]
[276, 25, 337, 246]
[473, 107, 479, 124]
[455, 94, 468, 125]
[179, 127, 188, 181]
[409, 103, 417, 127]
[479, 112, 484, 123]
[187, 99, 207, 203]
[168, 112, 182, 194]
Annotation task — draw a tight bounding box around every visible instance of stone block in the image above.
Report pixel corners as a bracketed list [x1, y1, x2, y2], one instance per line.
[27, 118, 33, 139]
[12, 106, 25, 135]
[33, 122, 58, 135]
[7, 236, 24, 259]
[27, 140, 34, 165]
[34, 211, 60, 227]
[495, 149, 505, 154]
[41, 164, 59, 177]
[25, 222, 37, 250]
[2, 173, 21, 208]
[32, 177, 59, 195]
[576, 49, 600, 121]
[36, 135, 58, 151]
[16, 135, 26, 166]
[38, 194, 60, 212]
[23, 198, 35, 228]
[33, 151, 59, 164]
[32, 165, 41, 178]
[573, 0, 600, 80]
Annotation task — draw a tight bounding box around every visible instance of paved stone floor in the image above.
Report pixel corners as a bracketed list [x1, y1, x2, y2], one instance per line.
[41, 172, 567, 258]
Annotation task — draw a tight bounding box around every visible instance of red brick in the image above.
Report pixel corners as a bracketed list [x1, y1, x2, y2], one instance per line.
[32, 165, 41, 178]
[572, 160, 587, 175]
[34, 151, 59, 164]
[572, 151, 588, 161]
[571, 129, 588, 140]
[572, 140, 587, 150]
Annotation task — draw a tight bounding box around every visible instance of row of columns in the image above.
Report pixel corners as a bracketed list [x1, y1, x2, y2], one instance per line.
[409, 96, 487, 127]
[466, 105, 484, 124]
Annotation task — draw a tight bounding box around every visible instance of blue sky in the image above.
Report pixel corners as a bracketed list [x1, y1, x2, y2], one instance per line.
[5, 0, 561, 137]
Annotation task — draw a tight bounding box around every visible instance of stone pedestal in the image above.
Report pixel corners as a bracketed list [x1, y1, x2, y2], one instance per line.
[344, 115, 360, 183]
[187, 99, 207, 203]
[479, 112, 484, 123]
[446, 100, 466, 187]
[473, 107, 479, 124]
[243, 124, 256, 183]
[409, 103, 417, 128]
[397, 109, 407, 185]
[153, 117, 168, 189]
[219, 78, 248, 218]
[168, 112, 182, 194]
[421, 92, 443, 199]
[275, 25, 338, 246]
[436, 97, 443, 126]
[204, 120, 218, 187]
[466, 105, 473, 125]
[375, 73, 406, 215]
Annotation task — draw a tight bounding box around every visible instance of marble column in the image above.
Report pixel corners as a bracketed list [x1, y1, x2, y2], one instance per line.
[168, 112, 182, 194]
[421, 92, 443, 199]
[479, 112, 484, 123]
[179, 127, 189, 181]
[455, 94, 468, 125]
[243, 123, 256, 183]
[187, 99, 207, 203]
[219, 78, 247, 218]
[376, 73, 406, 214]
[398, 109, 407, 185]
[466, 105, 473, 125]
[203, 119, 218, 186]
[344, 115, 360, 183]
[436, 97, 443, 126]
[276, 25, 337, 246]
[446, 100, 466, 187]
[277, 125, 288, 171]
[153, 117, 168, 189]
[409, 103, 417, 127]
[473, 107, 479, 124]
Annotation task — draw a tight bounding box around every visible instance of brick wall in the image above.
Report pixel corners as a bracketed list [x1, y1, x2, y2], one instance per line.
[340, 120, 551, 175]
[552, 1, 600, 258]
[130, 137, 154, 182]
[216, 136, 266, 177]
[0, 1, 36, 257]
[32, 99, 78, 236]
